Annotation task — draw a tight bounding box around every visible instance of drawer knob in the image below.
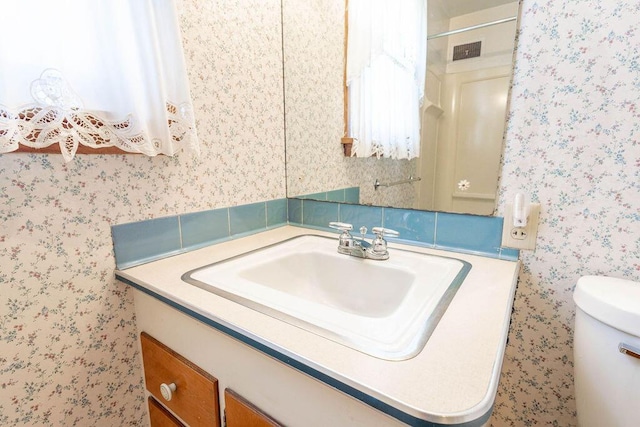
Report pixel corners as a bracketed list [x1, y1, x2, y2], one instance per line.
[160, 382, 177, 401]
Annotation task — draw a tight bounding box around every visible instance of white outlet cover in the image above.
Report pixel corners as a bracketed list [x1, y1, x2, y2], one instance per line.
[501, 203, 541, 250]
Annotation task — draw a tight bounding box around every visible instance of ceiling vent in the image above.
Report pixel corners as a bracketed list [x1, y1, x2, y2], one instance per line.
[453, 41, 482, 61]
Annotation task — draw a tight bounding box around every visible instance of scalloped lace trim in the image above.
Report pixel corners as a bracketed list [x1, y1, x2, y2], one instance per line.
[0, 69, 198, 162]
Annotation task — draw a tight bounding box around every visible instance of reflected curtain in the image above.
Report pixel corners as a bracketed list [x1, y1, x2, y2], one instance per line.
[0, 0, 199, 162]
[347, 0, 426, 160]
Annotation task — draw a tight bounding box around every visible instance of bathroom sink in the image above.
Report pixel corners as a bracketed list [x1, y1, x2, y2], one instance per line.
[236, 250, 414, 318]
[182, 235, 470, 360]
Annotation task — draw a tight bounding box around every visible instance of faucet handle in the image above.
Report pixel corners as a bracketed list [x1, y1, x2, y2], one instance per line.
[329, 222, 355, 255]
[368, 227, 399, 259]
[371, 227, 399, 238]
[329, 222, 353, 232]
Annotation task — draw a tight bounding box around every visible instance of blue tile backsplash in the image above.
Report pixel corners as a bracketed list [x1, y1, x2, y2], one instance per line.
[297, 187, 360, 204]
[266, 199, 288, 227]
[339, 204, 383, 237]
[112, 199, 287, 269]
[383, 208, 436, 244]
[229, 202, 267, 236]
[112, 216, 183, 269]
[299, 200, 339, 228]
[435, 212, 504, 254]
[112, 197, 519, 269]
[288, 199, 518, 260]
[180, 208, 229, 250]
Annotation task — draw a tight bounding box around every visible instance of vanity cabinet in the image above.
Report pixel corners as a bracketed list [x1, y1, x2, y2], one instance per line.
[133, 291, 408, 427]
[140, 332, 221, 427]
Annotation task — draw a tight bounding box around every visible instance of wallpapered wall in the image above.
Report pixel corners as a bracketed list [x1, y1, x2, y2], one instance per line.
[0, 0, 285, 425]
[1, 0, 639, 426]
[492, 0, 640, 425]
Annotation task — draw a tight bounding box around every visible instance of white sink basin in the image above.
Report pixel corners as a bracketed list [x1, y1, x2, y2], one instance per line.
[183, 235, 470, 360]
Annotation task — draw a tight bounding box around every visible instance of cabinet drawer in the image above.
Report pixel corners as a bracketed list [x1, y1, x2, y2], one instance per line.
[148, 396, 184, 427]
[141, 332, 220, 427]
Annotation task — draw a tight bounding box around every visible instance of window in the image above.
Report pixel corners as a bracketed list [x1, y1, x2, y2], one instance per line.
[0, 0, 199, 162]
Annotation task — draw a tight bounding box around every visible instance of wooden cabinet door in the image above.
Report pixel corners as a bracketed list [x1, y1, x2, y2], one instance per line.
[148, 397, 184, 427]
[224, 389, 282, 427]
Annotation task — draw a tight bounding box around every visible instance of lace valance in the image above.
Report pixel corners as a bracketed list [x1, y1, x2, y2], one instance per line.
[0, 1, 199, 162]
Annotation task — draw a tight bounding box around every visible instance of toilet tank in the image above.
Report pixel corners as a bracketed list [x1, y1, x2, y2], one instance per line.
[573, 276, 640, 427]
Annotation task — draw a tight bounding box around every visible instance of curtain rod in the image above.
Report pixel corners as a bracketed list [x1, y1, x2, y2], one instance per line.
[427, 16, 517, 40]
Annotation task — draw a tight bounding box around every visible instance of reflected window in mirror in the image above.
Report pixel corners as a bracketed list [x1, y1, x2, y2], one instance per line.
[344, 0, 427, 160]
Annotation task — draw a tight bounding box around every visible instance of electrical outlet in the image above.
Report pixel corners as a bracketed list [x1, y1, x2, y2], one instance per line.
[510, 228, 527, 240]
[501, 203, 540, 250]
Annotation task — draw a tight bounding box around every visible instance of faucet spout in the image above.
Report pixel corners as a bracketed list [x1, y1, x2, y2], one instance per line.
[344, 238, 370, 258]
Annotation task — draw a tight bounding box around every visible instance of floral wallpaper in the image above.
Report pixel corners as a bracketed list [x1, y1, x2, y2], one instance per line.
[1, 0, 639, 426]
[0, 0, 285, 425]
[492, 0, 640, 425]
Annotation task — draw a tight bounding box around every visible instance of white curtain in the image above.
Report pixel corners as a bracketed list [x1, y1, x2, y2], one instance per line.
[347, 0, 427, 160]
[0, 0, 199, 162]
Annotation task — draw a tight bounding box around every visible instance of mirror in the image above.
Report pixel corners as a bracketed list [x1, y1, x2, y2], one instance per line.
[282, 0, 519, 215]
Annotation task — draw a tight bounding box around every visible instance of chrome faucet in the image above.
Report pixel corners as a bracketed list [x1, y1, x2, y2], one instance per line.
[328, 222, 399, 260]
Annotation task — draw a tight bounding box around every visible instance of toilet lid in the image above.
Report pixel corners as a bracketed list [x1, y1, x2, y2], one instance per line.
[574, 275, 640, 337]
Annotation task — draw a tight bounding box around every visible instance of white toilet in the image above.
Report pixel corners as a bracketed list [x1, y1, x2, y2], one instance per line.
[573, 275, 640, 427]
